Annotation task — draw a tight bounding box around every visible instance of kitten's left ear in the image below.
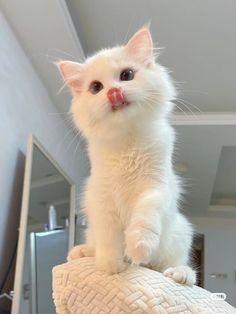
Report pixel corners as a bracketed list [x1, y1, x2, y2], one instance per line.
[125, 27, 154, 67]
[57, 60, 83, 93]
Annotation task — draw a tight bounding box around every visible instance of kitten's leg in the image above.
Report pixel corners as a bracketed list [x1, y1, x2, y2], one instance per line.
[125, 190, 164, 265]
[160, 213, 196, 286]
[67, 226, 95, 261]
[94, 211, 126, 274]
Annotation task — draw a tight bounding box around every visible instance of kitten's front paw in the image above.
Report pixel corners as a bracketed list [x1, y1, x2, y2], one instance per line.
[125, 226, 160, 265]
[163, 265, 196, 286]
[96, 254, 126, 275]
[67, 244, 94, 261]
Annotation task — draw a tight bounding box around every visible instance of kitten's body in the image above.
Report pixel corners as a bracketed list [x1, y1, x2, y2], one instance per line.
[59, 27, 196, 285]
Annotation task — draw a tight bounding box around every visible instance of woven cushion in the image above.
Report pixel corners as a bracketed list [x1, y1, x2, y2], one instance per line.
[52, 257, 235, 313]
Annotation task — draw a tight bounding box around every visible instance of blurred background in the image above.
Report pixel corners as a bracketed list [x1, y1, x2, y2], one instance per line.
[0, 0, 236, 312]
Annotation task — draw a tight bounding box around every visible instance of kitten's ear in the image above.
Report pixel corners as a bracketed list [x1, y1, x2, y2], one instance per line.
[57, 61, 83, 93]
[125, 27, 154, 67]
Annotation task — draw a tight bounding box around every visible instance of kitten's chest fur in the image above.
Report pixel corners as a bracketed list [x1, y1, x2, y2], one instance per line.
[88, 134, 169, 213]
[107, 147, 160, 183]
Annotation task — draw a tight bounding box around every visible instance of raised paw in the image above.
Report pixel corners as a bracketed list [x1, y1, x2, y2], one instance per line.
[163, 265, 196, 286]
[67, 244, 94, 261]
[125, 226, 160, 265]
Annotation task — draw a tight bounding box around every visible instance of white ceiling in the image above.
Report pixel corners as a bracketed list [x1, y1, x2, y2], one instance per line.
[211, 146, 236, 202]
[1, 0, 236, 219]
[175, 125, 236, 218]
[67, 0, 236, 113]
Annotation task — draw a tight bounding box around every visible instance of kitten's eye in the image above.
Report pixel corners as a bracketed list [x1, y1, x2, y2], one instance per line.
[89, 81, 103, 94]
[120, 69, 134, 81]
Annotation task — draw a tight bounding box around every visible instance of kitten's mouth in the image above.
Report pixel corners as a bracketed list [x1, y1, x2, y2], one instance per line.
[107, 87, 129, 111]
[111, 100, 129, 111]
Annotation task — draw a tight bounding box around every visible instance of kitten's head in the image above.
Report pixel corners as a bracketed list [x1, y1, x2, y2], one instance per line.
[58, 27, 176, 140]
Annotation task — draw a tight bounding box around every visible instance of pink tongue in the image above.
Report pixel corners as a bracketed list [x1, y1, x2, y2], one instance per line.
[107, 88, 125, 107]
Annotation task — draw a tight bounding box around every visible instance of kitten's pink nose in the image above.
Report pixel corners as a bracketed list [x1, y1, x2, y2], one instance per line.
[107, 87, 125, 106]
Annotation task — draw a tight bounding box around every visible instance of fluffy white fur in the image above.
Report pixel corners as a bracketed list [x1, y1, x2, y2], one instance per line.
[58, 27, 196, 286]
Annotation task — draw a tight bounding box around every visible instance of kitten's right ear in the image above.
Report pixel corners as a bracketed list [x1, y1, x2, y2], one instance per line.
[57, 61, 83, 93]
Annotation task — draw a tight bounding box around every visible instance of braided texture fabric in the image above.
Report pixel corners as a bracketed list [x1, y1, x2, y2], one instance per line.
[52, 257, 235, 314]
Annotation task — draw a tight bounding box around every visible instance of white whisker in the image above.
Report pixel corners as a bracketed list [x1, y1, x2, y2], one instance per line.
[176, 98, 202, 114]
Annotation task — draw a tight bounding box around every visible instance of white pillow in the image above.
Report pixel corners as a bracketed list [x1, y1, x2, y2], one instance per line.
[53, 257, 235, 313]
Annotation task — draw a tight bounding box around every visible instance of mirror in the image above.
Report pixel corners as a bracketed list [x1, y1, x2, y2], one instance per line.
[12, 135, 76, 314]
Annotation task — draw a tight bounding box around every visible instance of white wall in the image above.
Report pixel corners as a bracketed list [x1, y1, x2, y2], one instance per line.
[0, 0, 85, 114]
[0, 12, 89, 296]
[191, 217, 236, 307]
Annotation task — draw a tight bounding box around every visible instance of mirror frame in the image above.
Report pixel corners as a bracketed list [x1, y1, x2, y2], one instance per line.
[12, 134, 76, 314]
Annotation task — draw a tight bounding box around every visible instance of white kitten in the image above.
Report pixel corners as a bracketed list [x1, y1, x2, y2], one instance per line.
[58, 27, 196, 285]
